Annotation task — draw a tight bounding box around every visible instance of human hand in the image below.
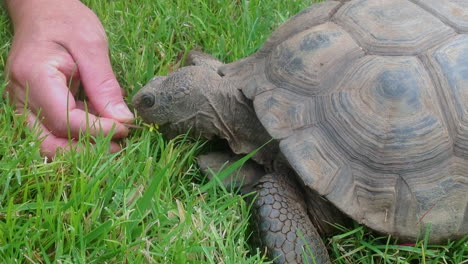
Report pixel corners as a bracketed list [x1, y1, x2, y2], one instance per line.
[5, 0, 134, 158]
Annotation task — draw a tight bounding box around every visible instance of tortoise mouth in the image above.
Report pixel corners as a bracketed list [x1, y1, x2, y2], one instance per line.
[157, 123, 184, 138]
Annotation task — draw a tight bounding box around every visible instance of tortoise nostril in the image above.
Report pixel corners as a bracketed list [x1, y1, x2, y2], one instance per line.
[141, 94, 155, 108]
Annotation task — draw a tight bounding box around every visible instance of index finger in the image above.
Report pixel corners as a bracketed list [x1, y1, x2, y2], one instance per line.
[70, 41, 134, 124]
[29, 65, 129, 139]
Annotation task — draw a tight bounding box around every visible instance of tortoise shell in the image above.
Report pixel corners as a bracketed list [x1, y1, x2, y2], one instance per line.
[221, 0, 468, 241]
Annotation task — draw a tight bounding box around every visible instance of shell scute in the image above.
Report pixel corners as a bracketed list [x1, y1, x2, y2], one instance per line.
[334, 0, 455, 55]
[264, 22, 364, 97]
[255, 1, 342, 58]
[322, 56, 451, 172]
[413, 0, 468, 33]
[431, 35, 468, 157]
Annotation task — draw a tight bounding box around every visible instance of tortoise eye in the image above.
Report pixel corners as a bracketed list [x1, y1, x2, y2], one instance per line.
[141, 94, 155, 108]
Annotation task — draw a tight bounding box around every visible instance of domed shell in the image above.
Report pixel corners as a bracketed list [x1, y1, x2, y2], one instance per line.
[223, 0, 468, 241]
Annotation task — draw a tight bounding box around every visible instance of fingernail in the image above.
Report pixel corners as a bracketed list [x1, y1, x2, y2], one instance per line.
[113, 103, 134, 122]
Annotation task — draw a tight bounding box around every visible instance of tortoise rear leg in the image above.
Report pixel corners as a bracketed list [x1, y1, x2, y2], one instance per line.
[254, 173, 331, 264]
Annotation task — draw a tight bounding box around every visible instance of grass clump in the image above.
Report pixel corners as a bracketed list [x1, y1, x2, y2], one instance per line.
[0, 117, 264, 263]
[329, 225, 467, 264]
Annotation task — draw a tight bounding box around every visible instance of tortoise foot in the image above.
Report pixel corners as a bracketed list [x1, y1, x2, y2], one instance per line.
[197, 151, 264, 193]
[254, 173, 331, 264]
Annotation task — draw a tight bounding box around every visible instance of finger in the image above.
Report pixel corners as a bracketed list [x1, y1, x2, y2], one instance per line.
[109, 141, 122, 153]
[70, 42, 134, 123]
[69, 78, 81, 97]
[75, 100, 97, 115]
[56, 57, 81, 96]
[29, 66, 129, 139]
[25, 110, 122, 159]
[43, 108, 131, 139]
[23, 109, 78, 159]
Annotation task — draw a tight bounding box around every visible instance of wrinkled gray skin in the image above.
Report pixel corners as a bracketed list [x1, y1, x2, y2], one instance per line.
[133, 54, 277, 166]
[133, 51, 346, 264]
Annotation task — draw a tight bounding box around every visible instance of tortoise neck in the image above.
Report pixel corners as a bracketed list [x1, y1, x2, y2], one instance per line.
[212, 80, 278, 166]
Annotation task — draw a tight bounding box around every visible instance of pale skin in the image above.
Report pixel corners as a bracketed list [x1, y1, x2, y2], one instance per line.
[5, 0, 134, 158]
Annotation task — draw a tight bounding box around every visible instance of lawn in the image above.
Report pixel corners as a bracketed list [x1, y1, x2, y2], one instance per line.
[0, 0, 466, 263]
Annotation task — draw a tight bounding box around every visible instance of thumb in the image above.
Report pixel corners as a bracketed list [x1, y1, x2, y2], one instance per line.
[73, 44, 134, 123]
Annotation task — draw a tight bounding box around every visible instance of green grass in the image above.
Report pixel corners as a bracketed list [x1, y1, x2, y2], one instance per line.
[0, 0, 467, 263]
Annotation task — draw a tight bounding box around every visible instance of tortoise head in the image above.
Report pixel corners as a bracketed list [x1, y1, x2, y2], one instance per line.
[132, 66, 224, 138]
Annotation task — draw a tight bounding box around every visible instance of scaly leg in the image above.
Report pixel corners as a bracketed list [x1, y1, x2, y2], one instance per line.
[254, 173, 331, 264]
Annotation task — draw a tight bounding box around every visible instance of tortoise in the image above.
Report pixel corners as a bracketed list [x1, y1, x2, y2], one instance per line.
[132, 0, 468, 263]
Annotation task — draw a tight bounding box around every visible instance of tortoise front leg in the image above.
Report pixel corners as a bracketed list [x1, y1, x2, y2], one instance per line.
[254, 173, 331, 264]
[198, 152, 330, 263]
